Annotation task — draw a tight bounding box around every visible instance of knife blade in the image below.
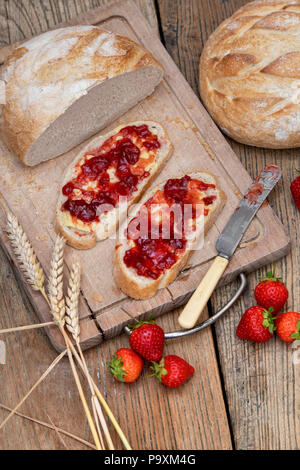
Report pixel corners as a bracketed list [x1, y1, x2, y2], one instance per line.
[178, 165, 282, 329]
[216, 164, 282, 259]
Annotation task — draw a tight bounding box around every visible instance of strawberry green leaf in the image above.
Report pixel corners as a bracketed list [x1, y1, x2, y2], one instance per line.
[150, 358, 167, 382]
[107, 355, 126, 382]
[259, 266, 282, 283]
[128, 318, 156, 330]
[262, 308, 276, 334]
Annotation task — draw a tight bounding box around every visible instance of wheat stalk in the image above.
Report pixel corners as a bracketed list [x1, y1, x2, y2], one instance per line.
[65, 262, 114, 450]
[66, 337, 131, 450]
[5, 211, 131, 450]
[6, 212, 48, 302]
[48, 235, 65, 324]
[0, 349, 67, 430]
[48, 236, 102, 450]
[0, 403, 96, 449]
[0, 321, 55, 334]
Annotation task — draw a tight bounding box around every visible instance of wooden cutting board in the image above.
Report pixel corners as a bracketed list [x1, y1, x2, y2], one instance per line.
[0, 0, 290, 351]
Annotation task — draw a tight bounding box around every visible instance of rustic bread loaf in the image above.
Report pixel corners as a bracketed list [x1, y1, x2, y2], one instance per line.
[56, 121, 173, 249]
[199, 0, 300, 149]
[0, 26, 163, 165]
[114, 172, 226, 300]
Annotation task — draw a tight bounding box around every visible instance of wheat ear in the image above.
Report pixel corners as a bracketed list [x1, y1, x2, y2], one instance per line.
[65, 262, 114, 450]
[6, 212, 47, 302]
[5, 211, 130, 449]
[65, 261, 81, 341]
[48, 235, 66, 324]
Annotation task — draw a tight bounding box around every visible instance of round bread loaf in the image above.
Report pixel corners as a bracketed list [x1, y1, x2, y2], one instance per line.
[199, 0, 300, 149]
[0, 26, 163, 166]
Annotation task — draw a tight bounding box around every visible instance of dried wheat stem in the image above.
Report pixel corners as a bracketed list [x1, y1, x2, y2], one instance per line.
[0, 403, 96, 450]
[0, 349, 67, 430]
[6, 212, 45, 294]
[47, 413, 69, 450]
[91, 397, 105, 450]
[78, 346, 113, 450]
[65, 336, 131, 450]
[48, 240, 102, 450]
[58, 324, 102, 450]
[65, 262, 110, 449]
[0, 321, 55, 334]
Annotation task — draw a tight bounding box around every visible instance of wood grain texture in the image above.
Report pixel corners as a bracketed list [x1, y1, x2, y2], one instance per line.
[0, 0, 232, 450]
[158, 0, 299, 450]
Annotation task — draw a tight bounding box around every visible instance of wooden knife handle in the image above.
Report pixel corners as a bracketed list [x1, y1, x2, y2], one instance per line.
[178, 255, 229, 329]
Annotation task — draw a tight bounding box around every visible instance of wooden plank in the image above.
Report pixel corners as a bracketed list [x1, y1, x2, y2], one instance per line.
[0, 0, 290, 347]
[158, 0, 299, 450]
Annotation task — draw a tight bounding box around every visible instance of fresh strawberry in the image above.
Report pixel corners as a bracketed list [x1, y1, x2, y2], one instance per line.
[254, 269, 288, 313]
[236, 306, 276, 343]
[151, 355, 194, 388]
[275, 312, 300, 343]
[290, 170, 300, 211]
[129, 319, 165, 362]
[107, 348, 143, 383]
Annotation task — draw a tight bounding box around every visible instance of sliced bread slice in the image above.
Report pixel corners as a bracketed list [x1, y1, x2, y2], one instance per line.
[114, 172, 226, 299]
[56, 121, 173, 249]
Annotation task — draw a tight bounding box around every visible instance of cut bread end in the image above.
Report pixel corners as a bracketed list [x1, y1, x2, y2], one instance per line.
[114, 172, 226, 299]
[23, 66, 163, 166]
[56, 121, 173, 249]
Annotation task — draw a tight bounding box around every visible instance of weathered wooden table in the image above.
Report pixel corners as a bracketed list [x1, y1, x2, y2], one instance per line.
[0, 0, 299, 450]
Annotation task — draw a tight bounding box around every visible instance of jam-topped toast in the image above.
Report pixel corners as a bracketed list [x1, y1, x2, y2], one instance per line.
[56, 121, 173, 249]
[114, 172, 226, 299]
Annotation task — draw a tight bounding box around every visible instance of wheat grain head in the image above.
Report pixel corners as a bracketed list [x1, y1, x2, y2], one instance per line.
[6, 212, 45, 291]
[65, 261, 81, 343]
[48, 235, 66, 324]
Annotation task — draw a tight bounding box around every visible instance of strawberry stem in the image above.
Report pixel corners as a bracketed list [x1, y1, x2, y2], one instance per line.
[259, 266, 282, 283]
[107, 355, 126, 382]
[262, 307, 277, 334]
[150, 359, 168, 382]
[128, 315, 156, 330]
[290, 320, 300, 340]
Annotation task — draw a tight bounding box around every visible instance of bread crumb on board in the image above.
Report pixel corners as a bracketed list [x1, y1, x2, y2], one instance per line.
[35, 235, 48, 241]
[92, 292, 103, 303]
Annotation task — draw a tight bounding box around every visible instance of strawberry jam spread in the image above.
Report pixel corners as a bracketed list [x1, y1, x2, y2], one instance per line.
[62, 125, 161, 224]
[123, 175, 216, 280]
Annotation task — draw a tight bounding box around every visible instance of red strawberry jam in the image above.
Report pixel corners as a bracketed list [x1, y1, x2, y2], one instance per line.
[123, 175, 216, 279]
[62, 125, 160, 223]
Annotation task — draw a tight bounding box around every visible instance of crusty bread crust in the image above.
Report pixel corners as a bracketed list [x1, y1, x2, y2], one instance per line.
[56, 223, 97, 250]
[199, 0, 300, 149]
[1, 26, 163, 165]
[114, 172, 226, 300]
[56, 121, 173, 249]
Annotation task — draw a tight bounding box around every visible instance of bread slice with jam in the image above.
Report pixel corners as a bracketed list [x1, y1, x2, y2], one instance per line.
[114, 172, 226, 299]
[56, 121, 173, 249]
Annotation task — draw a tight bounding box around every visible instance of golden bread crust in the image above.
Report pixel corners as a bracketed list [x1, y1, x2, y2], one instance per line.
[199, 0, 300, 149]
[1, 26, 163, 163]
